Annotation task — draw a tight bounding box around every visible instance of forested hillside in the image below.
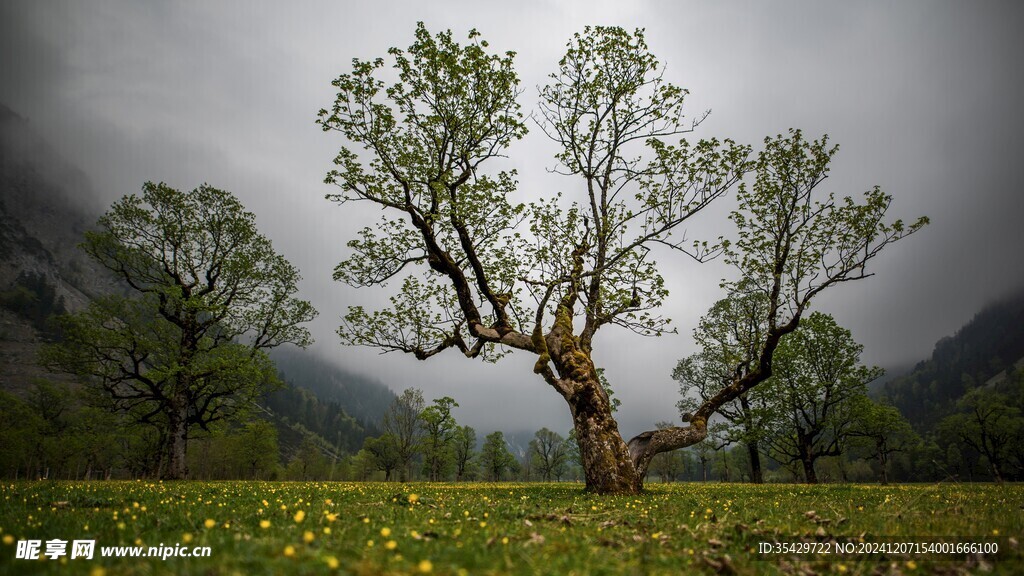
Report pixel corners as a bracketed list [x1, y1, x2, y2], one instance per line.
[882, 290, 1024, 430]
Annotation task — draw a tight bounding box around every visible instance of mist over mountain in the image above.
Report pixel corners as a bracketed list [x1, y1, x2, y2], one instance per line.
[269, 345, 396, 428]
[882, 289, 1024, 431]
[0, 104, 115, 393]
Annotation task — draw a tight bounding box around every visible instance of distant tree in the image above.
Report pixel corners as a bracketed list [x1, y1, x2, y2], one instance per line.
[938, 387, 1022, 482]
[349, 448, 379, 481]
[236, 420, 280, 479]
[42, 183, 316, 479]
[763, 313, 880, 483]
[480, 431, 517, 481]
[452, 425, 478, 481]
[286, 435, 331, 480]
[848, 397, 918, 484]
[528, 427, 569, 481]
[363, 433, 402, 481]
[319, 24, 927, 494]
[383, 388, 425, 481]
[420, 396, 459, 480]
[675, 288, 772, 483]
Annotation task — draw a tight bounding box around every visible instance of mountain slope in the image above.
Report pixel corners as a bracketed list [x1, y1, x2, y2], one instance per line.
[882, 289, 1024, 430]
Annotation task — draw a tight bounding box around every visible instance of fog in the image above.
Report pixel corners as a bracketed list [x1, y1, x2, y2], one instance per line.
[3, 1, 1023, 437]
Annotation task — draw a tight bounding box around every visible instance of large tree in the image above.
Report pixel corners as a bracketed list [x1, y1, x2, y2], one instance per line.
[317, 24, 926, 493]
[43, 183, 316, 479]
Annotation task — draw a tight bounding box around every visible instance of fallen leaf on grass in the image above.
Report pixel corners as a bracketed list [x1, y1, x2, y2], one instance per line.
[524, 533, 545, 546]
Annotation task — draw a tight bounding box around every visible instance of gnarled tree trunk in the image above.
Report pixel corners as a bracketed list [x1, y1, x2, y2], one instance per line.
[163, 404, 189, 480]
[568, 380, 642, 494]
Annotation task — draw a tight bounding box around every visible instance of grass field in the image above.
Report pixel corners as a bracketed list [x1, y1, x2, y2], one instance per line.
[0, 480, 1021, 575]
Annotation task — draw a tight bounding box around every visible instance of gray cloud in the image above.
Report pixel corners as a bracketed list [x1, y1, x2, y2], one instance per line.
[3, 0, 1023, 437]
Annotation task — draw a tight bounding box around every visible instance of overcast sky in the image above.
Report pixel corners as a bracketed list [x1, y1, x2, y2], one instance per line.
[3, 1, 1023, 438]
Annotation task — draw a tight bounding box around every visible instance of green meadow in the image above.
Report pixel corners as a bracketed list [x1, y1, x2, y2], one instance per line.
[1, 481, 1021, 575]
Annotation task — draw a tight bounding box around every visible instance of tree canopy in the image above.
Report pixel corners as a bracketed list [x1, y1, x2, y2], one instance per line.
[43, 182, 316, 479]
[318, 23, 926, 493]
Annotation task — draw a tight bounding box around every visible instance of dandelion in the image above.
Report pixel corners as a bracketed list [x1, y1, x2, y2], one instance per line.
[294, 510, 306, 523]
[2, 535, 13, 545]
[501, 537, 509, 545]
[408, 493, 419, 504]
[182, 533, 193, 543]
[366, 540, 375, 548]
[906, 560, 918, 570]
[380, 527, 392, 537]
[385, 540, 398, 550]
[303, 531, 315, 543]
[283, 545, 295, 557]
[418, 559, 433, 573]
[479, 521, 487, 528]
[325, 556, 339, 569]
[204, 519, 216, 529]
[323, 527, 331, 535]
[260, 520, 271, 529]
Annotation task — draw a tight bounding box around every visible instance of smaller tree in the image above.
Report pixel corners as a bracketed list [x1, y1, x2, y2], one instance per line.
[452, 425, 478, 481]
[383, 388, 425, 481]
[363, 433, 402, 481]
[286, 435, 331, 480]
[675, 288, 773, 483]
[848, 397, 918, 484]
[420, 396, 459, 481]
[763, 313, 879, 483]
[480, 431, 517, 481]
[349, 448, 379, 481]
[528, 427, 570, 481]
[938, 387, 1022, 482]
[236, 420, 280, 480]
